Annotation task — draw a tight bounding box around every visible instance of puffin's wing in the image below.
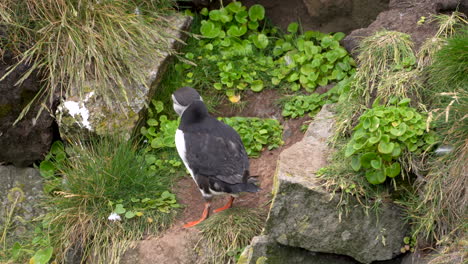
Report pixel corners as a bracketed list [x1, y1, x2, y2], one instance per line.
[183, 121, 249, 185]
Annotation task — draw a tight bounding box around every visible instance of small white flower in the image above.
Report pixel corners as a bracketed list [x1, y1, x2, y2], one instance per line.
[108, 212, 121, 221]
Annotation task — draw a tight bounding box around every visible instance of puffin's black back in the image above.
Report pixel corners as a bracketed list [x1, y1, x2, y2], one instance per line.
[179, 100, 255, 192]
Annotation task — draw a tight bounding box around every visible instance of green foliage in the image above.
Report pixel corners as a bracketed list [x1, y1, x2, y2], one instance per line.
[427, 28, 468, 95]
[345, 98, 436, 184]
[177, 3, 271, 97]
[176, 3, 354, 100]
[270, 29, 355, 92]
[0, 0, 178, 123]
[282, 93, 323, 118]
[281, 77, 352, 118]
[40, 137, 180, 263]
[220, 117, 284, 157]
[140, 100, 179, 149]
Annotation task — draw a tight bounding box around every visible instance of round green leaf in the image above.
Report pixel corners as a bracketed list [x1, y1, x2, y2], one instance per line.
[366, 170, 386, 184]
[200, 20, 221, 38]
[300, 64, 314, 75]
[370, 158, 382, 169]
[360, 152, 378, 168]
[350, 155, 361, 171]
[250, 80, 264, 92]
[50, 141, 64, 155]
[200, 7, 209, 16]
[378, 141, 394, 154]
[253, 33, 269, 49]
[31, 247, 53, 264]
[147, 118, 158, 127]
[287, 22, 299, 33]
[227, 25, 247, 37]
[125, 211, 135, 219]
[248, 20, 259, 30]
[235, 10, 248, 23]
[214, 83, 223, 90]
[345, 142, 356, 157]
[248, 4, 265, 21]
[385, 162, 401, 178]
[39, 160, 54, 174]
[218, 8, 233, 23]
[333, 32, 346, 41]
[226, 1, 243, 13]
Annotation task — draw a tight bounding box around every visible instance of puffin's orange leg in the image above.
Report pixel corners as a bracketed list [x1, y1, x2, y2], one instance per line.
[214, 196, 235, 213]
[183, 202, 211, 228]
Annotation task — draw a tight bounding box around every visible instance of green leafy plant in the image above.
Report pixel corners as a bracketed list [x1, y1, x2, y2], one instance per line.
[281, 77, 352, 118]
[270, 25, 355, 92]
[110, 191, 180, 220]
[400, 236, 416, 253]
[140, 100, 179, 150]
[281, 93, 323, 118]
[345, 98, 436, 184]
[183, 3, 272, 97]
[220, 117, 283, 157]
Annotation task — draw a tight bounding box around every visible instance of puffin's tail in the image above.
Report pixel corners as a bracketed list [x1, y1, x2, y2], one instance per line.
[230, 182, 260, 193]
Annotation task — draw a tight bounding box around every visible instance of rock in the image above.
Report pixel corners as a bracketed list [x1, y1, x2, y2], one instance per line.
[0, 52, 56, 167]
[0, 165, 45, 243]
[56, 14, 192, 140]
[238, 235, 360, 264]
[341, 0, 467, 54]
[242, 0, 389, 34]
[247, 105, 408, 264]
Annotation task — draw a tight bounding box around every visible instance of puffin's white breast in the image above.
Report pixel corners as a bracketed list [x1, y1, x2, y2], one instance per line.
[175, 129, 195, 181]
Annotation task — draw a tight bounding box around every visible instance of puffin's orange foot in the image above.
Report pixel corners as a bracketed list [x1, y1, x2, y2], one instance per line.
[214, 196, 235, 213]
[183, 219, 205, 228]
[183, 202, 210, 228]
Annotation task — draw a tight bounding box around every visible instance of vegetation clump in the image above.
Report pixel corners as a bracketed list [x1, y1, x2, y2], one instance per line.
[37, 137, 182, 263]
[0, 0, 178, 122]
[196, 208, 265, 264]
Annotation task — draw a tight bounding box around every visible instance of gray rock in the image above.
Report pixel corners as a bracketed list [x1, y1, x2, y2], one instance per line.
[0, 52, 55, 167]
[0, 165, 44, 242]
[238, 235, 359, 264]
[56, 14, 192, 140]
[242, 0, 388, 34]
[341, 0, 468, 55]
[259, 105, 407, 264]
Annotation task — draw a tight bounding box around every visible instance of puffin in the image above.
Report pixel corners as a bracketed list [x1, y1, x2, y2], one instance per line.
[172, 86, 260, 228]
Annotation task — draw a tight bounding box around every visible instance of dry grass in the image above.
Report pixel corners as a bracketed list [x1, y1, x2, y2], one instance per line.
[351, 30, 416, 106]
[0, 0, 178, 123]
[195, 208, 265, 264]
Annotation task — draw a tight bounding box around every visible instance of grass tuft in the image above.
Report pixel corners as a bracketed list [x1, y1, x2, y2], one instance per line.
[43, 136, 180, 263]
[196, 207, 265, 264]
[0, 0, 178, 123]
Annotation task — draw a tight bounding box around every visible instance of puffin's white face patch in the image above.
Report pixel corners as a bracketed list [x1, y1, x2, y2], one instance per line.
[172, 95, 187, 116]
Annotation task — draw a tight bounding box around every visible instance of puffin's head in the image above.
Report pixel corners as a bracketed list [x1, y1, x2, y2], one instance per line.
[172, 86, 203, 117]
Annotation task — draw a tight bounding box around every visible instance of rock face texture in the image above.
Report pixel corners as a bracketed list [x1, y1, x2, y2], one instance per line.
[0, 166, 44, 242]
[0, 52, 56, 167]
[242, 0, 389, 33]
[240, 105, 408, 264]
[342, 0, 468, 53]
[55, 15, 192, 140]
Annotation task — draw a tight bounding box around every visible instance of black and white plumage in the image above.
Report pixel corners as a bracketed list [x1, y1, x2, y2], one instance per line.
[172, 87, 259, 227]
